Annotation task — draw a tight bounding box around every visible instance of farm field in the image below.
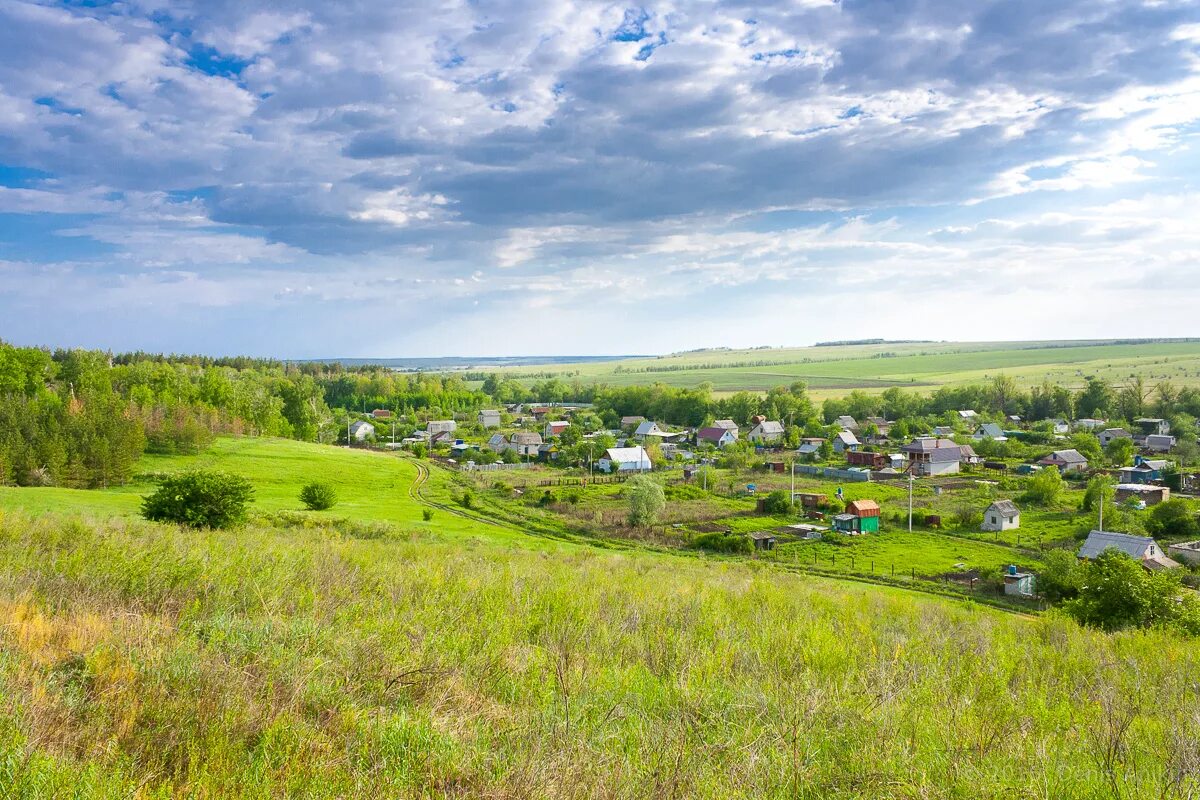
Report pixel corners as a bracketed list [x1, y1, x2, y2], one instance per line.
[472, 339, 1200, 397]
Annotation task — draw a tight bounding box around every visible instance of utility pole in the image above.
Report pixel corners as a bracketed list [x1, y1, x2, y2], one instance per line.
[908, 472, 914, 532]
[347, 418, 351, 449]
[790, 459, 795, 503]
[1098, 485, 1104, 532]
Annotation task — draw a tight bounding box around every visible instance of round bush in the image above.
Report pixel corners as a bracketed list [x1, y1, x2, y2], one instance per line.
[141, 470, 254, 529]
[299, 481, 338, 511]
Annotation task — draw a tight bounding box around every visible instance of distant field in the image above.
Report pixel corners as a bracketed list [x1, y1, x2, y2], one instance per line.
[473, 339, 1200, 396]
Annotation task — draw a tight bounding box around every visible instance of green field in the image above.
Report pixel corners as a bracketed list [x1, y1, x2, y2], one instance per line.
[479, 339, 1200, 396]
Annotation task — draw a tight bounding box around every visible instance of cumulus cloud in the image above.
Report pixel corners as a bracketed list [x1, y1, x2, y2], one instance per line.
[0, 0, 1198, 355]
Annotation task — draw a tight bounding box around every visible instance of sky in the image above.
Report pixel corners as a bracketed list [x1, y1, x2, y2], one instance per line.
[0, 0, 1199, 358]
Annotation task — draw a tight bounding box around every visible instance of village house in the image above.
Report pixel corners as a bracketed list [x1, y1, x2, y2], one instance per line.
[486, 433, 507, 453]
[932, 425, 956, 437]
[832, 430, 860, 453]
[835, 415, 859, 431]
[749, 531, 777, 551]
[832, 499, 880, 534]
[982, 500, 1021, 532]
[620, 415, 647, 429]
[957, 410, 978, 421]
[427, 420, 457, 435]
[1167, 541, 1200, 566]
[1134, 418, 1171, 437]
[712, 419, 739, 433]
[371, 409, 393, 420]
[973, 422, 1007, 441]
[544, 420, 571, 439]
[1048, 419, 1070, 434]
[865, 416, 891, 434]
[696, 426, 737, 448]
[508, 431, 543, 457]
[478, 409, 501, 428]
[1144, 434, 1176, 453]
[349, 421, 375, 441]
[634, 420, 669, 439]
[959, 444, 981, 465]
[902, 437, 964, 476]
[598, 445, 653, 473]
[846, 450, 888, 469]
[1098, 428, 1132, 448]
[1074, 418, 1107, 431]
[1119, 457, 1169, 483]
[796, 441, 821, 457]
[747, 420, 785, 444]
[1078, 530, 1179, 570]
[1038, 449, 1089, 474]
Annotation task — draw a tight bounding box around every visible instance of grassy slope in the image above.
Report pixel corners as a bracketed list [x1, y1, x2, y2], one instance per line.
[478, 339, 1200, 395]
[2, 512, 1199, 798]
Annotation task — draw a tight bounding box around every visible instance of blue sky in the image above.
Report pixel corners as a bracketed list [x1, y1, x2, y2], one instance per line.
[0, 0, 1198, 357]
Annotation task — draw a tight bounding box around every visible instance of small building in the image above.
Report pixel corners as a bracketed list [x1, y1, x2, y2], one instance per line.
[1134, 418, 1171, 437]
[835, 415, 859, 431]
[697, 426, 738, 448]
[427, 420, 457, 435]
[349, 421, 375, 441]
[832, 430, 860, 453]
[486, 432, 507, 453]
[847, 450, 887, 468]
[793, 492, 828, 508]
[544, 420, 571, 439]
[508, 431, 543, 457]
[1078, 530, 1179, 570]
[1114, 483, 1170, 506]
[1144, 434, 1176, 453]
[1002, 565, 1035, 597]
[982, 500, 1021, 532]
[712, 419, 739, 434]
[749, 531, 777, 551]
[598, 446, 653, 473]
[1048, 418, 1070, 434]
[932, 425, 956, 437]
[902, 437, 963, 476]
[1074, 418, 1107, 431]
[958, 410, 978, 420]
[958, 444, 981, 465]
[478, 409, 502, 428]
[1167, 541, 1200, 566]
[634, 420, 669, 439]
[620, 415, 647, 429]
[747, 421, 785, 444]
[371, 408, 393, 420]
[833, 499, 880, 534]
[1119, 458, 1168, 483]
[797, 442, 821, 457]
[1038, 449, 1089, 474]
[974, 423, 1007, 441]
[1098, 428, 1132, 448]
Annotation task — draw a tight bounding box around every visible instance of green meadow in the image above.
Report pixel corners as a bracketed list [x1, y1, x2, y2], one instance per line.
[478, 339, 1200, 396]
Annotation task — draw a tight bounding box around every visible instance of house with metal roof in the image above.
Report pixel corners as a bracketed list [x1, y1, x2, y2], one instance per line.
[1078, 530, 1179, 570]
[901, 437, 964, 476]
[747, 420, 785, 444]
[598, 446, 653, 473]
[1038, 449, 1089, 473]
[982, 500, 1020, 531]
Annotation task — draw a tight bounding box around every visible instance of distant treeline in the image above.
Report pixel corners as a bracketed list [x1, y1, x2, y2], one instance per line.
[814, 339, 934, 347]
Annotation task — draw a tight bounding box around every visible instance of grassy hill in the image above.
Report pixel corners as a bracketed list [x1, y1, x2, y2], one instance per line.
[475, 339, 1200, 396]
[2, 510, 1199, 797]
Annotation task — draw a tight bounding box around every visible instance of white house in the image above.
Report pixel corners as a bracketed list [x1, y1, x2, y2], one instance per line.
[832, 430, 860, 453]
[982, 500, 1021, 532]
[544, 420, 571, 439]
[747, 421, 785, 444]
[697, 426, 737, 448]
[712, 419, 739, 433]
[427, 420, 457, 435]
[1134, 418, 1171, 436]
[973, 423, 1007, 441]
[349, 421, 375, 441]
[598, 446, 653, 473]
[1078, 530, 1179, 570]
[1074, 418, 1107, 431]
[508, 432, 543, 457]
[1038, 449, 1089, 473]
[478, 409, 501, 428]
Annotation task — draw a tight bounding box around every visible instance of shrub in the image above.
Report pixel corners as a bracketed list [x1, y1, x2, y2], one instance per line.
[459, 490, 474, 509]
[299, 481, 338, 511]
[1022, 467, 1063, 506]
[1146, 499, 1198, 539]
[693, 531, 752, 553]
[538, 490, 555, 507]
[760, 489, 793, 515]
[626, 475, 666, 527]
[422, 508, 434, 522]
[141, 471, 254, 529]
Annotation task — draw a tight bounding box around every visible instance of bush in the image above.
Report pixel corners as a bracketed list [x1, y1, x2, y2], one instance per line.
[422, 508, 434, 522]
[693, 531, 753, 553]
[1022, 467, 1063, 506]
[760, 489, 793, 515]
[1146, 499, 1198, 539]
[626, 474, 666, 527]
[459, 490, 474, 509]
[141, 471, 254, 529]
[299, 481, 338, 511]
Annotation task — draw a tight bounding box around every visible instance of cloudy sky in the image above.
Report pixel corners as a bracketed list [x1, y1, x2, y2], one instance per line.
[1, 0, 1198, 357]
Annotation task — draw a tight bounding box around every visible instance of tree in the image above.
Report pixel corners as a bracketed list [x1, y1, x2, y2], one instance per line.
[1023, 467, 1063, 505]
[761, 489, 793, 515]
[626, 474, 666, 527]
[299, 481, 338, 511]
[1080, 475, 1115, 513]
[1067, 433, 1102, 463]
[1146, 499, 1198, 539]
[141, 471, 254, 529]
[1105, 436, 1135, 467]
[1038, 550, 1083, 603]
[1065, 550, 1185, 632]
[1077, 378, 1114, 418]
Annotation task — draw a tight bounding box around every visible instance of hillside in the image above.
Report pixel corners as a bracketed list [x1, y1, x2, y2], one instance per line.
[2, 510, 1198, 798]
[473, 339, 1200, 396]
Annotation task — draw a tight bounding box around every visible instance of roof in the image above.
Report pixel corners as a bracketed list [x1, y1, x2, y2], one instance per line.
[1044, 449, 1088, 464]
[835, 430, 860, 445]
[634, 421, 665, 436]
[349, 421, 374, 432]
[836, 415, 858, 429]
[976, 423, 1005, 437]
[1101, 427, 1131, 437]
[797, 443, 820, 454]
[987, 500, 1020, 517]
[749, 531, 776, 541]
[1115, 483, 1165, 493]
[510, 432, 543, 445]
[545, 420, 570, 430]
[712, 419, 738, 430]
[1078, 531, 1157, 560]
[753, 421, 785, 435]
[479, 409, 501, 416]
[847, 499, 879, 515]
[958, 410, 977, 418]
[604, 446, 650, 462]
[903, 438, 963, 461]
[697, 426, 731, 442]
[620, 415, 646, 424]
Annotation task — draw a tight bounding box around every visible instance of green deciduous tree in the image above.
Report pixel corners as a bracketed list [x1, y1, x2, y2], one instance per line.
[625, 475, 666, 527]
[141, 471, 254, 529]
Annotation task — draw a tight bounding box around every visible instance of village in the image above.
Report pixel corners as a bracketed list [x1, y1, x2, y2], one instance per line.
[341, 402, 1200, 607]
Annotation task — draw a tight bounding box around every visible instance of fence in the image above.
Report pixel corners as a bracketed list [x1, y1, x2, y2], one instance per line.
[793, 465, 872, 482]
[461, 461, 536, 472]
